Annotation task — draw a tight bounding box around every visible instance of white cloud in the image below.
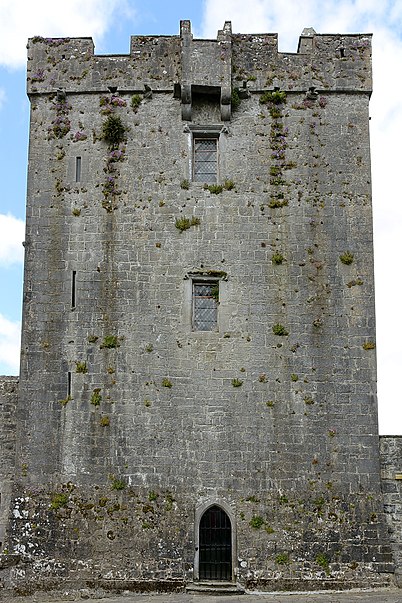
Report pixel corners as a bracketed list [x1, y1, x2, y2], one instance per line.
[0, 214, 25, 266]
[0, 313, 20, 375]
[0, 0, 135, 69]
[202, 0, 271, 40]
[201, 0, 401, 51]
[0, 88, 5, 110]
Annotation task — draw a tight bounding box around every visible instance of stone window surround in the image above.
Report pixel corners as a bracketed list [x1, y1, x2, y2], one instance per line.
[183, 272, 229, 334]
[192, 279, 219, 331]
[184, 125, 228, 184]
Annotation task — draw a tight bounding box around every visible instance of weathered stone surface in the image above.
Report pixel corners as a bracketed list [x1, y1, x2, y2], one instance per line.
[380, 436, 402, 582]
[0, 20, 399, 599]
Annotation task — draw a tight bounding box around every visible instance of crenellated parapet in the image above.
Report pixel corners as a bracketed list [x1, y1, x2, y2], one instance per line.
[27, 23, 372, 117]
[231, 28, 372, 93]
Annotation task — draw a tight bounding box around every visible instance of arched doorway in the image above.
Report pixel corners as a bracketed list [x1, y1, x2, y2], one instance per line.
[199, 505, 232, 580]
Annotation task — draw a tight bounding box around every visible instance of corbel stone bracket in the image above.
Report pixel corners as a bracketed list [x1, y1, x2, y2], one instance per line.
[180, 20, 232, 122]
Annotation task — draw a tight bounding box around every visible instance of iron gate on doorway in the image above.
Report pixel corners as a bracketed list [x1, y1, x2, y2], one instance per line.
[199, 505, 232, 580]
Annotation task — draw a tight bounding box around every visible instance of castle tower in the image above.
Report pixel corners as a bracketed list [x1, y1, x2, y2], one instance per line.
[5, 21, 394, 593]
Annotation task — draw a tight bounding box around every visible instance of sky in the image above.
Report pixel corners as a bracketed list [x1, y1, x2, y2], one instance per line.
[0, 0, 401, 434]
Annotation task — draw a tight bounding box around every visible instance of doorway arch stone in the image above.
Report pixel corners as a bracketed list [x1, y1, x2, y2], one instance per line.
[194, 498, 236, 582]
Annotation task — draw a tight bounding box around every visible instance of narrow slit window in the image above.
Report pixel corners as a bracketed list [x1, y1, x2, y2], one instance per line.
[75, 156, 81, 182]
[67, 371, 72, 397]
[193, 138, 217, 183]
[71, 270, 76, 309]
[192, 281, 219, 331]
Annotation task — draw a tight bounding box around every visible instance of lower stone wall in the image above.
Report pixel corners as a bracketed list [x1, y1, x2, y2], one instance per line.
[0, 377, 18, 598]
[0, 377, 18, 552]
[1, 388, 401, 597]
[380, 436, 402, 586]
[0, 482, 395, 597]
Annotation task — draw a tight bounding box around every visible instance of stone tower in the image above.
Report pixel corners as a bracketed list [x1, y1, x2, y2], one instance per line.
[2, 20, 396, 594]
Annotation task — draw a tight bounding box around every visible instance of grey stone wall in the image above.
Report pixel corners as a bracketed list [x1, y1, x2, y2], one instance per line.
[0, 377, 19, 595]
[380, 436, 402, 585]
[2, 21, 396, 597]
[0, 377, 18, 549]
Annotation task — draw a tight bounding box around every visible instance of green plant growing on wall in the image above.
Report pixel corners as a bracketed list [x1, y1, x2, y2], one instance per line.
[232, 378, 243, 387]
[165, 492, 175, 511]
[266, 400, 274, 407]
[100, 95, 127, 114]
[270, 165, 281, 176]
[316, 553, 330, 573]
[249, 516, 264, 529]
[49, 115, 71, 139]
[100, 335, 119, 349]
[275, 552, 290, 565]
[90, 388, 102, 406]
[210, 284, 219, 302]
[175, 216, 200, 232]
[260, 90, 287, 105]
[110, 476, 126, 490]
[362, 341, 376, 350]
[271, 252, 285, 265]
[88, 335, 98, 343]
[180, 179, 190, 190]
[339, 251, 354, 265]
[265, 524, 275, 534]
[270, 176, 287, 186]
[59, 395, 72, 406]
[268, 198, 288, 209]
[131, 94, 142, 111]
[269, 106, 282, 119]
[100, 415, 110, 426]
[50, 493, 69, 510]
[107, 146, 126, 164]
[223, 179, 235, 190]
[204, 184, 223, 194]
[162, 378, 172, 388]
[72, 208, 81, 217]
[148, 490, 158, 502]
[272, 323, 289, 336]
[102, 176, 120, 199]
[304, 396, 314, 405]
[75, 361, 88, 374]
[290, 373, 299, 382]
[102, 114, 126, 147]
[55, 179, 64, 194]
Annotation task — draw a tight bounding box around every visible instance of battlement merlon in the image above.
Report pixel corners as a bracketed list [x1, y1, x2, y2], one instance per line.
[26, 22, 372, 98]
